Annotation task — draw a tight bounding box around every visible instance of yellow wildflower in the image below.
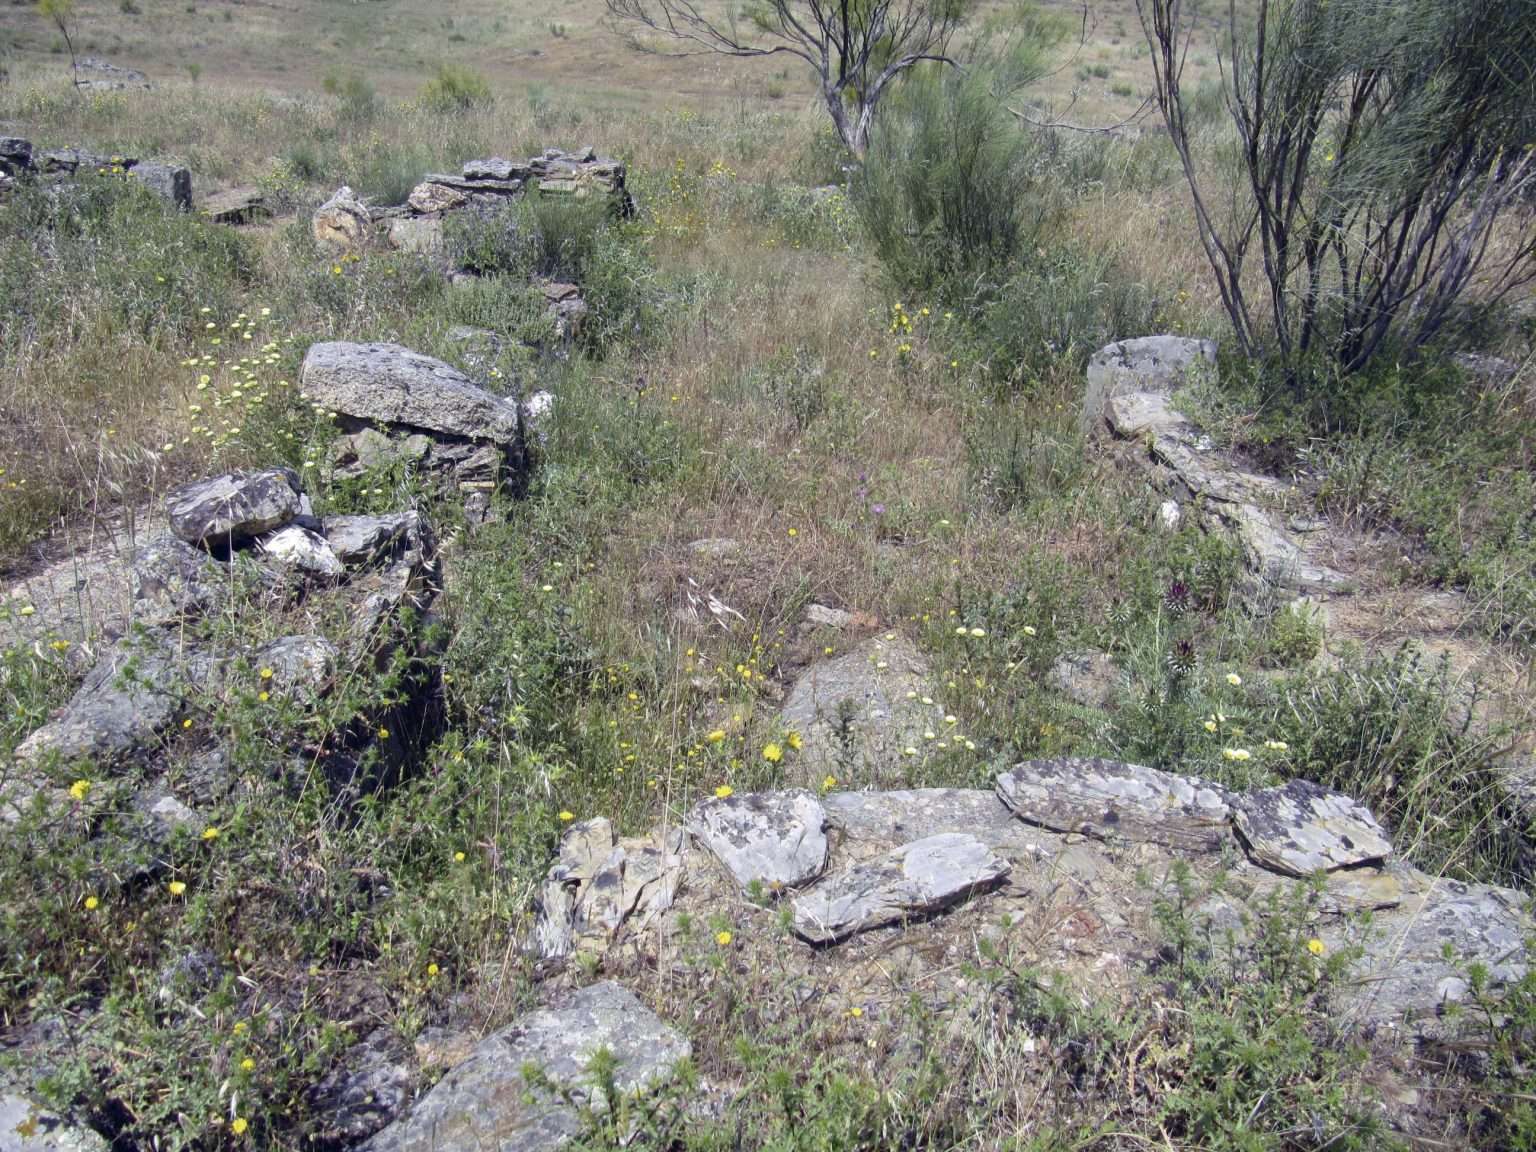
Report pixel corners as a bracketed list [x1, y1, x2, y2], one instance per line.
[762, 743, 783, 763]
[168, 880, 187, 897]
[714, 784, 734, 800]
[68, 779, 91, 802]
[715, 930, 732, 947]
[84, 896, 100, 911]
[1307, 938, 1325, 956]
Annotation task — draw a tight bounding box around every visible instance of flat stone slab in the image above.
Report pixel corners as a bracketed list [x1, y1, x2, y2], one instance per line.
[1343, 879, 1530, 1035]
[996, 758, 1233, 852]
[686, 790, 828, 895]
[299, 342, 522, 445]
[1232, 779, 1391, 876]
[365, 982, 690, 1152]
[165, 468, 302, 547]
[792, 832, 1009, 944]
[0, 1088, 107, 1151]
[1084, 335, 1216, 433]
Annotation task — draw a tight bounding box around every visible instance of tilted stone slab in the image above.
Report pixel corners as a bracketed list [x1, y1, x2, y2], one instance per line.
[165, 468, 303, 547]
[1232, 778, 1391, 876]
[686, 790, 828, 895]
[1083, 335, 1217, 433]
[365, 982, 690, 1152]
[792, 832, 1009, 944]
[996, 758, 1233, 852]
[300, 342, 522, 445]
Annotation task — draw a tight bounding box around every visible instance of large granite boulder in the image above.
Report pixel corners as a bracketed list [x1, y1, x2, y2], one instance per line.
[165, 468, 303, 548]
[1082, 335, 1217, 433]
[365, 982, 690, 1152]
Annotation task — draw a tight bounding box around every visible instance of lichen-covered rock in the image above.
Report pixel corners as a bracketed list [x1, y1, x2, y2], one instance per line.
[259, 525, 345, 579]
[1342, 879, 1530, 1035]
[129, 533, 226, 625]
[0, 1086, 107, 1151]
[306, 1029, 414, 1145]
[533, 817, 621, 961]
[1232, 779, 1392, 875]
[385, 215, 443, 256]
[165, 468, 303, 547]
[405, 180, 468, 215]
[1049, 650, 1121, 709]
[300, 342, 523, 446]
[322, 512, 422, 569]
[127, 161, 191, 210]
[996, 758, 1232, 852]
[570, 828, 687, 954]
[686, 790, 828, 895]
[792, 832, 1009, 944]
[312, 186, 371, 256]
[1083, 335, 1217, 433]
[200, 186, 266, 225]
[0, 137, 34, 177]
[365, 982, 690, 1152]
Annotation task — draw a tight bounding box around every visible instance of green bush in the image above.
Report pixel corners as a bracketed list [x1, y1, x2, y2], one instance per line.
[418, 63, 492, 112]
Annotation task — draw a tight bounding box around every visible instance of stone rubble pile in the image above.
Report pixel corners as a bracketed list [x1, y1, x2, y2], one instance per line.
[0, 135, 191, 209]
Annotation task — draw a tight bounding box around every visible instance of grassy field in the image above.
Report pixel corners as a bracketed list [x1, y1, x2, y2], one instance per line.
[0, 0, 1533, 1148]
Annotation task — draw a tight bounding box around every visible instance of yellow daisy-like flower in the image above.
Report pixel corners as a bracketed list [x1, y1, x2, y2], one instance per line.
[714, 784, 734, 800]
[426, 963, 439, 978]
[1307, 938, 1325, 956]
[231, 1117, 249, 1135]
[201, 826, 219, 841]
[1265, 739, 1289, 751]
[762, 743, 783, 764]
[846, 1006, 863, 1018]
[706, 729, 726, 744]
[1222, 748, 1251, 762]
[715, 930, 732, 947]
[168, 881, 187, 897]
[1203, 720, 1218, 733]
[84, 896, 100, 911]
[1227, 672, 1243, 687]
[558, 810, 576, 822]
[1022, 625, 1037, 637]
[240, 1057, 255, 1072]
[454, 851, 466, 863]
[68, 779, 92, 802]
[822, 775, 838, 792]
[786, 732, 803, 751]
[259, 667, 274, 680]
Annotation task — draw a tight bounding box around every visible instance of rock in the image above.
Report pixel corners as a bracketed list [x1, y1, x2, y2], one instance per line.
[306, 1029, 414, 1145]
[312, 186, 371, 256]
[1343, 879, 1531, 1035]
[791, 832, 1009, 944]
[805, 603, 854, 630]
[1158, 499, 1182, 531]
[1452, 352, 1518, 387]
[1048, 650, 1120, 710]
[73, 56, 150, 91]
[405, 181, 468, 214]
[462, 157, 526, 182]
[322, 513, 420, 568]
[413, 1026, 477, 1071]
[330, 428, 433, 481]
[129, 533, 225, 625]
[132, 786, 200, 843]
[778, 636, 947, 788]
[366, 982, 690, 1152]
[1232, 779, 1392, 876]
[1083, 335, 1217, 433]
[386, 215, 444, 255]
[14, 633, 191, 767]
[200, 186, 267, 225]
[0, 137, 34, 177]
[0, 1087, 107, 1151]
[571, 828, 688, 954]
[1218, 502, 1348, 595]
[687, 537, 743, 561]
[533, 817, 620, 961]
[253, 634, 337, 693]
[300, 342, 523, 446]
[259, 525, 345, 579]
[522, 390, 556, 446]
[165, 468, 303, 548]
[127, 161, 191, 210]
[995, 758, 1233, 853]
[686, 790, 829, 895]
[821, 788, 1029, 847]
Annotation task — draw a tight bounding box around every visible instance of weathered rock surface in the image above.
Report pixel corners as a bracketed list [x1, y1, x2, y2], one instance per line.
[0, 1086, 106, 1151]
[126, 161, 191, 211]
[322, 513, 421, 568]
[996, 758, 1232, 852]
[1049, 650, 1121, 709]
[1083, 335, 1217, 433]
[200, 186, 267, 225]
[779, 635, 949, 788]
[300, 342, 522, 446]
[166, 468, 303, 547]
[385, 216, 443, 256]
[365, 982, 689, 1152]
[686, 790, 828, 895]
[0, 137, 33, 177]
[306, 1029, 414, 1145]
[312, 186, 371, 256]
[74, 57, 151, 92]
[792, 832, 1009, 944]
[1232, 779, 1392, 875]
[129, 532, 226, 626]
[259, 524, 345, 578]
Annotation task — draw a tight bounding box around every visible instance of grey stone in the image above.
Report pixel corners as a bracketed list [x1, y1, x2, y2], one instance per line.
[129, 533, 225, 625]
[322, 513, 420, 568]
[1344, 879, 1530, 1035]
[821, 788, 1025, 847]
[1232, 779, 1392, 876]
[778, 636, 947, 788]
[1084, 335, 1217, 433]
[686, 790, 828, 895]
[253, 634, 337, 693]
[571, 828, 687, 954]
[74, 57, 150, 91]
[200, 186, 266, 224]
[1218, 503, 1348, 594]
[386, 215, 443, 255]
[259, 525, 345, 578]
[1158, 499, 1182, 531]
[805, 603, 853, 630]
[300, 342, 523, 446]
[329, 428, 432, 481]
[165, 468, 303, 547]
[687, 537, 743, 560]
[462, 157, 528, 182]
[1048, 650, 1120, 710]
[127, 161, 191, 210]
[0, 1089, 106, 1152]
[996, 758, 1233, 852]
[534, 818, 619, 961]
[522, 390, 556, 446]
[0, 137, 34, 177]
[312, 186, 371, 256]
[405, 180, 468, 214]
[14, 633, 190, 767]
[307, 1029, 413, 1145]
[365, 982, 690, 1152]
[792, 832, 1009, 944]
